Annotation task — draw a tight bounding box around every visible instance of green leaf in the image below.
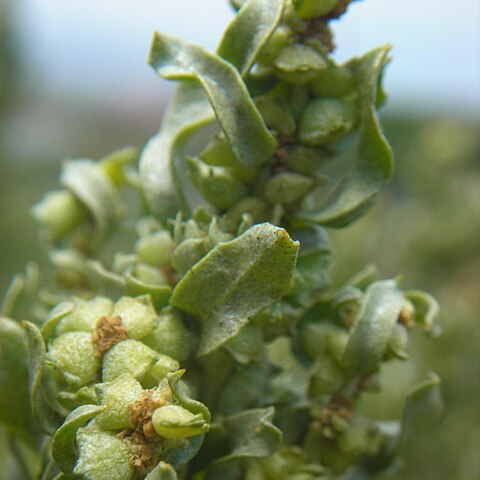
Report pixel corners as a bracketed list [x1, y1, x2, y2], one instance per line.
[41, 302, 75, 342]
[205, 407, 282, 479]
[0, 317, 36, 441]
[342, 280, 404, 375]
[145, 462, 178, 480]
[223, 407, 282, 458]
[61, 159, 122, 246]
[217, 0, 284, 74]
[162, 434, 206, 470]
[140, 84, 213, 219]
[170, 223, 299, 355]
[52, 404, 106, 474]
[168, 370, 211, 423]
[124, 274, 172, 311]
[23, 321, 64, 435]
[140, 0, 282, 219]
[86, 260, 126, 297]
[1, 263, 40, 322]
[297, 46, 394, 227]
[99, 146, 138, 188]
[148, 32, 275, 169]
[401, 372, 443, 441]
[404, 289, 440, 334]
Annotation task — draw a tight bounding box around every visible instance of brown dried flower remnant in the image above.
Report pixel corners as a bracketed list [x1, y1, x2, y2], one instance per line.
[128, 389, 169, 439]
[92, 315, 129, 358]
[118, 388, 171, 472]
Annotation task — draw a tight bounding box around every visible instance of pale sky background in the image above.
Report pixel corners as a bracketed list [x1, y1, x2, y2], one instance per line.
[13, 0, 480, 118]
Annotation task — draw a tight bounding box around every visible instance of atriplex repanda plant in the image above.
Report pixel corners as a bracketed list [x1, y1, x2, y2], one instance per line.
[0, 0, 443, 479]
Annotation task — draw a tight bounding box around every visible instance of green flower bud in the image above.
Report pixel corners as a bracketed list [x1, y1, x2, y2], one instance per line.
[260, 447, 308, 478]
[142, 354, 180, 389]
[102, 339, 158, 383]
[310, 354, 344, 397]
[133, 262, 170, 287]
[263, 172, 314, 205]
[142, 309, 193, 361]
[151, 404, 209, 439]
[58, 385, 98, 411]
[283, 2, 308, 33]
[112, 295, 157, 340]
[299, 97, 357, 146]
[56, 296, 113, 335]
[255, 86, 296, 136]
[310, 65, 356, 98]
[187, 156, 247, 209]
[50, 248, 90, 289]
[135, 230, 175, 266]
[199, 132, 239, 167]
[385, 323, 409, 360]
[336, 418, 370, 457]
[293, 0, 338, 19]
[95, 374, 144, 431]
[171, 237, 213, 275]
[74, 429, 133, 480]
[31, 190, 87, 242]
[47, 332, 100, 387]
[326, 328, 349, 363]
[285, 146, 329, 176]
[289, 83, 311, 122]
[300, 322, 344, 361]
[273, 44, 327, 84]
[257, 25, 293, 66]
[227, 197, 270, 226]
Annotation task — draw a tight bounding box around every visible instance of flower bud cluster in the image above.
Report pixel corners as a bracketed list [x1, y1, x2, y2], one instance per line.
[43, 295, 192, 411]
[61, 371, 210, 480]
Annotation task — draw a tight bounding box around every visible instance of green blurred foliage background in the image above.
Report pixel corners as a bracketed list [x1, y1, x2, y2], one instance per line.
[1, 1, 479, 478]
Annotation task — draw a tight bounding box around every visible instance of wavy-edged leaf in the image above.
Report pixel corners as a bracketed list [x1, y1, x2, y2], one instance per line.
[342, 280, 404, 374]
[52, 404, 105, 474]
[217, 0, 283, 74]
[404, 289, 439, 334]
[145, 461, 178, 480]
[140, 84, 213, 218]
[206, 407, 282, 479]
[170, 223, 299, 355]
[297, 46, 393, 227]
[23, 322, 63, 435]
[1, 263, 40, 322]
[401, 372, 443, 441]
[140, 0, 282, 219]
[148, 32, 275, 168]
[61, 159, 121, 246]
[0, 317, 36, 441]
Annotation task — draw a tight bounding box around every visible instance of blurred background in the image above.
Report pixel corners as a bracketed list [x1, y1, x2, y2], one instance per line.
[1, 0, 479, 478]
